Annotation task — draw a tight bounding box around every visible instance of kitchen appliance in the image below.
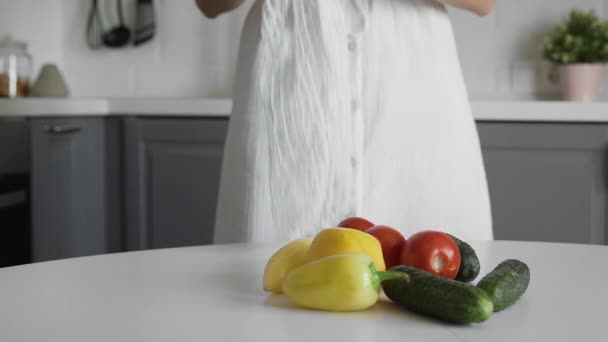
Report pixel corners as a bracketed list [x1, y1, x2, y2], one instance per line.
[0, 173, 30, 268]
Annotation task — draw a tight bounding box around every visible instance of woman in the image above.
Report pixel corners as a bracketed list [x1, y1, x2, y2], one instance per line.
[196, 0, 496, 243]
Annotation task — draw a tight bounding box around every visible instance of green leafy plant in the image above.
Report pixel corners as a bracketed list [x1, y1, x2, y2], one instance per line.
[542, 9, 608, 64]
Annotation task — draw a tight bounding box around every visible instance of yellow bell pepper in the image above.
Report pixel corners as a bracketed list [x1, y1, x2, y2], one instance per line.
[306, 227, 386, 271]
[263, 238, 313, 293]
[282, 253, 407, 311]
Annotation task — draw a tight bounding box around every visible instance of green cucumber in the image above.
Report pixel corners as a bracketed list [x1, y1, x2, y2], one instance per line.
[382, 265, 493, 324]
[448, 234, 481, 282]
[477, 259, 530, 312]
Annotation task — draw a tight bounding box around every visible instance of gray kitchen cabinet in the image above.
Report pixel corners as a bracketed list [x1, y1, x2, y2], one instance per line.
[30, 118, 122, 262]
[477, 122, 608, 245]
[124, 117, 228, 251]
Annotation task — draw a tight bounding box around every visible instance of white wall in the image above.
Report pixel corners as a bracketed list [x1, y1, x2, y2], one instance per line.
[449, 0, 608, 99]
[2, 0, 608, 100]
[0, 0, 63, 80]
[58, 0, 251, 97]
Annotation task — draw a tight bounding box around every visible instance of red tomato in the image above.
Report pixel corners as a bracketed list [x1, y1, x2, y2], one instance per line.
[337, 216, 375, 231]
[366, 225, 406, 269]
[400, 230, 460, 279]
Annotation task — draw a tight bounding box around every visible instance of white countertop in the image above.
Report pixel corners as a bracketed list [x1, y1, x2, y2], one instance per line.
[0, 240, 606, 341]
[2, 98, 608, 122]
[0, 98, 233, 117]
[473, 100, 608, 122]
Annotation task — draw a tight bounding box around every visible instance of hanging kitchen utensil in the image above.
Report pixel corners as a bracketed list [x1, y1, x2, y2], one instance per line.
[134, 0, 156, 46]
[86, 0, 104, 49]
[103, 0, 131, 48]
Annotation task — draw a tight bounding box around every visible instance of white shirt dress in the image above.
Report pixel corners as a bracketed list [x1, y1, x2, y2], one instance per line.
[213, 0, 494, 243]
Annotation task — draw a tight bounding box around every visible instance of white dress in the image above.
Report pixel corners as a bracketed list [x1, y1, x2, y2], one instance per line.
[213, 0, 493, 243]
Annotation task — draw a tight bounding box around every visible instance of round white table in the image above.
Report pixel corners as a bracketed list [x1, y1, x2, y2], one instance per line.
[0, 240, 605, 341]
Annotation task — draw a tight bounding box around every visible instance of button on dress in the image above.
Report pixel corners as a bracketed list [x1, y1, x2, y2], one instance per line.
[213, 0, 494, 243]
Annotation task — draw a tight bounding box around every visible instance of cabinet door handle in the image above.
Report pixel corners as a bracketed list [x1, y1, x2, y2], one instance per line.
[44, 125, 82, 135]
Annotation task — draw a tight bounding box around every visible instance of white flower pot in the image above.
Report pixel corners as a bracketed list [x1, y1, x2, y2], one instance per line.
[557, 63, 605, 102]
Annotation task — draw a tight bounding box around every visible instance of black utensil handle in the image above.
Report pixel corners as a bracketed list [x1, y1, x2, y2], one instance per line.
[93, 0, 101, 27]
[117, 0, 125, 24]
[87, 0, 100, 48]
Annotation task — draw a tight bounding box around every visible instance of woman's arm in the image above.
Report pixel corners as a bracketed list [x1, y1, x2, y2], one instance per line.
[194, 0, 245, 18]
[444, 0, 496, 16]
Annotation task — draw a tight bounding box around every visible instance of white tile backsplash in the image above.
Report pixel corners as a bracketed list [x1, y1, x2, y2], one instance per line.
[0, 0, 606, 98]
[0, 0, 63, 78]
[132, 62, 235, 98]
[511, 61, 541, 94]
[448, 6, 497, 96]
[494, 0, 601, 61]
[65, 60, 136, 97]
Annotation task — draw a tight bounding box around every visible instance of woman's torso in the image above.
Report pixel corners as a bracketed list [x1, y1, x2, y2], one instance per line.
[215, 0, 493, 243]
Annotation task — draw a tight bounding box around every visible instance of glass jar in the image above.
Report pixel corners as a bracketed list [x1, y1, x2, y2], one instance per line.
[0, 37, 33, 98]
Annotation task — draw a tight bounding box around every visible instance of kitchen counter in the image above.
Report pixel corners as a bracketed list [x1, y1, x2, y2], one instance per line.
[0, 98, 232, 117]
[473, 100, 608, 122]
[1, 240, 607, 341]
[2, 98, 608, 122]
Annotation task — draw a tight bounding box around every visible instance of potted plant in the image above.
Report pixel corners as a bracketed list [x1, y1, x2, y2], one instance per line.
[542, 9, 608, 101]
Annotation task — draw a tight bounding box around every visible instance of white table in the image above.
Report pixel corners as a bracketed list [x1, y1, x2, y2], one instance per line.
[0, 240, 605, 341]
